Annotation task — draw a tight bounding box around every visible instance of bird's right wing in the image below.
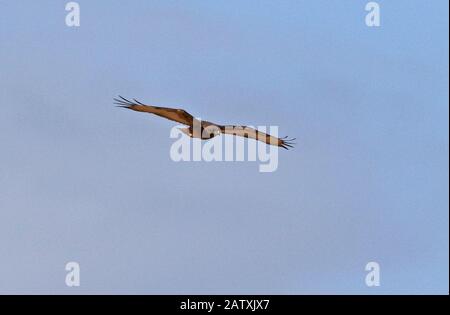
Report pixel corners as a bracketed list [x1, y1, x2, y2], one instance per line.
[114, 96, 195, 126]
[221, 125, 295, 149]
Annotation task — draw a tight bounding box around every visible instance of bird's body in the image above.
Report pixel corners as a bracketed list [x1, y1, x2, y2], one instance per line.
[114, 96, 295, 149]
[178, 121, 220, 139]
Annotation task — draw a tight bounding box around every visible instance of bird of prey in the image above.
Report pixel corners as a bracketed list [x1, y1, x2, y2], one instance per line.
[114, 96, 295, 149]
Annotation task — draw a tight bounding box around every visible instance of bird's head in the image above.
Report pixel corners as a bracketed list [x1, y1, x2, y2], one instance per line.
[203, 125, 221, 138]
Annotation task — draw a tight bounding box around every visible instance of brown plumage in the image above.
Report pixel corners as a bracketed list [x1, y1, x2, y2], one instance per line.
[114, 96, 295, 149]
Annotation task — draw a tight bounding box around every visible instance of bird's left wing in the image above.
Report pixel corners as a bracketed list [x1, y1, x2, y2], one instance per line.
[114, 96, 195, 126]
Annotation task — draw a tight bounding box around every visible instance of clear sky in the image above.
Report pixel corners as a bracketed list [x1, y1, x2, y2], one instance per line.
[0, 0, 448, 294]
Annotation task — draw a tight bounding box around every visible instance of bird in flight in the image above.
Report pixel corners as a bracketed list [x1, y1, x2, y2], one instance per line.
[114, 96, 295, 149]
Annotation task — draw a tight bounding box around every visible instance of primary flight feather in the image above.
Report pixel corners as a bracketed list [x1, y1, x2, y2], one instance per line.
[114, 96, 295, 149]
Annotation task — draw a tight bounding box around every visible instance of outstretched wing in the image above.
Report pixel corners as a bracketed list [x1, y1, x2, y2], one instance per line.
[114, 96, 195, 126]
[221, 125, 295, 149]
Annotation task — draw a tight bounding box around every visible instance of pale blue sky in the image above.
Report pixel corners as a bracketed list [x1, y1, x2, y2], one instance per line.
[0, 0, 448, 294]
